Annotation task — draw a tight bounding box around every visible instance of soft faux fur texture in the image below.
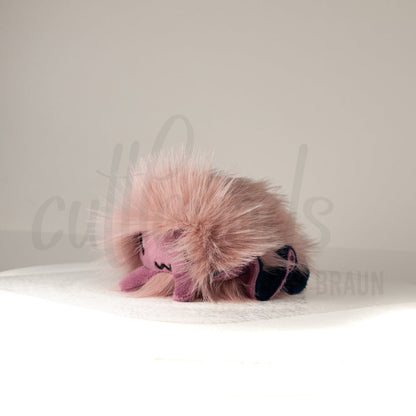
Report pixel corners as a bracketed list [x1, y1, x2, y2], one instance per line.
[101, 150, 315, 302]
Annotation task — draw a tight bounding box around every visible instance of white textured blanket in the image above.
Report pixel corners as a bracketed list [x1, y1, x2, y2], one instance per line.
[0, 248, 415, 415]
[0, 248, 414, 324]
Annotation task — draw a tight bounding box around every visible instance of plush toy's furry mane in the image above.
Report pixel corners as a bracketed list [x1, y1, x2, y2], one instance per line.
[100, 149, 315, 301]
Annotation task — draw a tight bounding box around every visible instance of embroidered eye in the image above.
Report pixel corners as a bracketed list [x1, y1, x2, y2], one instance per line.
[137, 232, 145, 256]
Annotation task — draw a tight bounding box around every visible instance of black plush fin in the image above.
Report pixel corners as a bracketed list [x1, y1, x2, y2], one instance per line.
[282, 268, 310, 295]
[255, 258, 288, 301]
[255, 246, 297, 301]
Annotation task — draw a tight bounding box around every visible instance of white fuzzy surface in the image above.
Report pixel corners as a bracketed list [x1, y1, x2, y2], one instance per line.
[0, 248, 415, 324]
[0, 248, 415, 416]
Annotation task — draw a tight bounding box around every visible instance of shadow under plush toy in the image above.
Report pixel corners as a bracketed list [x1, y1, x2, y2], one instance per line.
[105, 151, 315, 302]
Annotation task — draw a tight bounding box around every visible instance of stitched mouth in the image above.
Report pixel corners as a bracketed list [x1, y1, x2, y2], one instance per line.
[154, 261, 172, 272]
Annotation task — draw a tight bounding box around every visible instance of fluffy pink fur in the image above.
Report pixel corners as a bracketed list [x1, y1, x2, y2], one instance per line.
[101, 150, 315, 301]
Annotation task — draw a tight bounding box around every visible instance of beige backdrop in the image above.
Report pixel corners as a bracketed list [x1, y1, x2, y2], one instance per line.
[1, 0, 415, 271]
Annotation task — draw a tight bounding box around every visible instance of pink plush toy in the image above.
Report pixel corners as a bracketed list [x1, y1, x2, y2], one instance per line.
[119, 232, 196, 302]
[104, 151, 314, 302]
